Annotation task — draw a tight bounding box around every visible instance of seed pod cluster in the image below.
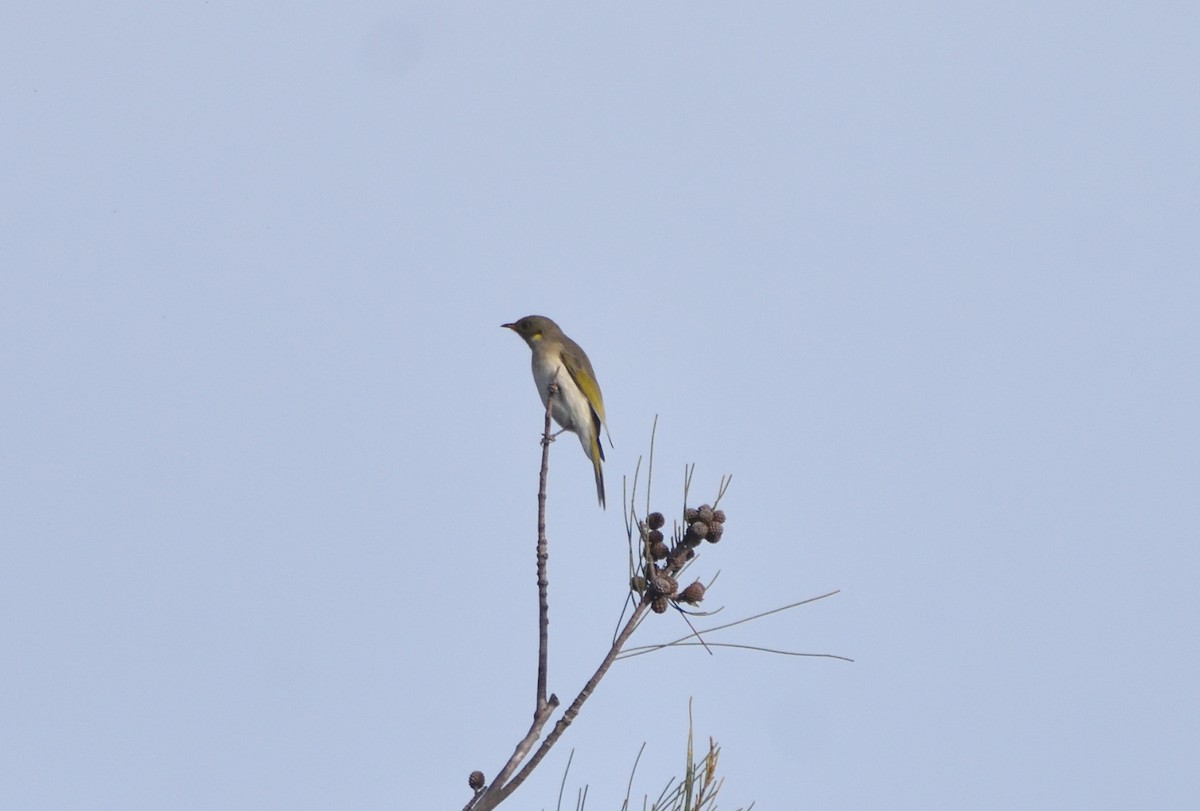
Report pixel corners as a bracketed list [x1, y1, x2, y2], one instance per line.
[680, 503, 727, 549]
[636, 503, 728, 613]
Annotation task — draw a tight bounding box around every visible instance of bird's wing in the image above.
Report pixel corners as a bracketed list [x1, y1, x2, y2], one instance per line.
[560, 343, 612, 451]
[560, 346, 605, 422]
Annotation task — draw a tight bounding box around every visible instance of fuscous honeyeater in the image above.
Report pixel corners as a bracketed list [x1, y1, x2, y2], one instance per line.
[503, 315, 612, 508]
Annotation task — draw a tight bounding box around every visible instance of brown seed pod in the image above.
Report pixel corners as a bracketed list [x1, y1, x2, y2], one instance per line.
[469, 771, 486, 790]
[651, 596, 669, 614]
[651, 574, 679, 598]
[680, 581, 706, 604]
[647, 512, 666, 530]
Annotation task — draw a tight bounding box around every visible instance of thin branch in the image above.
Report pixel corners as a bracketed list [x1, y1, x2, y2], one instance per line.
[535, 378, 558, 712]
[620, 742, 647, 811]
[615, 591, 850, 661]
[623, 451, 645, 584]
[484, 598, 653, 806]
[687, 590, 842, 637]
[712, 474, 732, 509]
[683, 700, 695, 810]
[645, 415, 658, 520]
[681, 464, 694, 518]
[464, 382, 564, 811]
[555, 749, 574, 811]
[467, 698, 558, 811]
[611, 589, 638, 649]
[618, 641, 855, 662]
[674, 605, 714, 656]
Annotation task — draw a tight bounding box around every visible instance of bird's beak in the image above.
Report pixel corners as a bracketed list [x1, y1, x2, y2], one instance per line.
[501, 323, 515, 330]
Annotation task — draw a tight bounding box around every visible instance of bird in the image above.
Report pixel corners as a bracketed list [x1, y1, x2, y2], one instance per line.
[503, 315, 612, 508]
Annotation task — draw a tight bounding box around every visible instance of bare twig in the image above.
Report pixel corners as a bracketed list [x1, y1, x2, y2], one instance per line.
[623, 457, 644, 584]
[681, 464, 694, 518]
[620, 742, 647, 811]
[673, 608, 714, 657]
[683, 701, 695, 810]
[555, 749, 574, 811]
[619, 642, 854, 662]
[711, 475, 731, 509]
[616, 591, 851, 662]
[536, 378, 558, 712]
[683, 591, 843, 637]
[464, 382, 564, 811]
[482, 598, 653, 807]
[468, 698, 558, 811]
[645, 416, 658, 521]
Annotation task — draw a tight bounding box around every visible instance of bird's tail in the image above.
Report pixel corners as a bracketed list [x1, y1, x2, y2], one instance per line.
[590, 434, 606, 509]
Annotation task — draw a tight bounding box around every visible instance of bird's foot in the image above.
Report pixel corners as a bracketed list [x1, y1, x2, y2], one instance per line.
[540, 428, 567, 447]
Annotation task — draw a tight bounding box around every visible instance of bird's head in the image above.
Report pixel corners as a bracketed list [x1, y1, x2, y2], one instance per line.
[502, 315, 561, 346]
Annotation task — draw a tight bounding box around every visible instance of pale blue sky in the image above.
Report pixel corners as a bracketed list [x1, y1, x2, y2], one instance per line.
[3, 3, 1198, 809]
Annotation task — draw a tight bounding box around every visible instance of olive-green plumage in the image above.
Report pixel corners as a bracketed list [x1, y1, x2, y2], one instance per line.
[503, 315, 612, 508]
